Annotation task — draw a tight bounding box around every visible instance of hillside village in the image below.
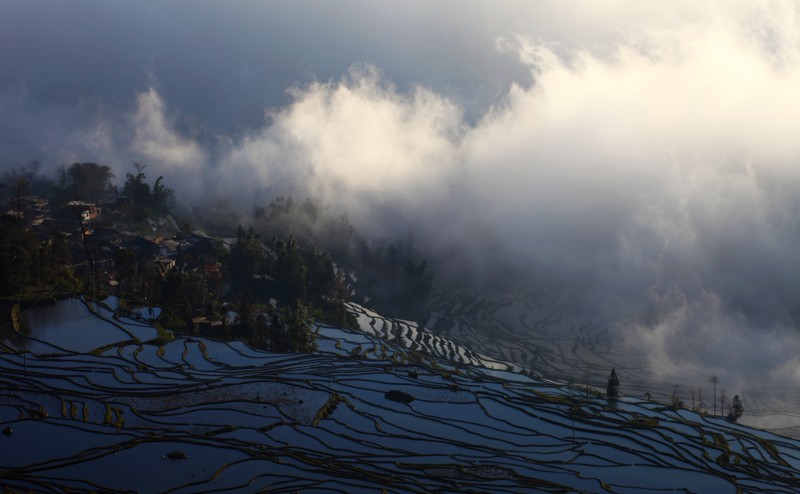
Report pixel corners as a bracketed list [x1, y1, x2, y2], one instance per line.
[0, 162, 351, 353]
[4, 190, 213, 289]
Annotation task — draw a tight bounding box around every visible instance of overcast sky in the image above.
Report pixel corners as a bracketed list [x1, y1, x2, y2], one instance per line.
[5, 1, 800, 410]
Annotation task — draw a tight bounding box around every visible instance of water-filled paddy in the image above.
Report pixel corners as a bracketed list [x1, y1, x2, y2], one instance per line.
[1, 296, 800, 492]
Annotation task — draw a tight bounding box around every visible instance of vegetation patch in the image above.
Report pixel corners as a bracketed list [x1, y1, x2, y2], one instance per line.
[385, 389, 415, 404]
[312, 393, 345, 427]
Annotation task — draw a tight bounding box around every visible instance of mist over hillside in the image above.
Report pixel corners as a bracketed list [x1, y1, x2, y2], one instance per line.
[4, 1, 800, 416]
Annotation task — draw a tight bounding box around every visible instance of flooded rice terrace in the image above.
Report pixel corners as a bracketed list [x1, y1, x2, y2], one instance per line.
[424, 288, 800, 435]
[2, 296, 800, 492]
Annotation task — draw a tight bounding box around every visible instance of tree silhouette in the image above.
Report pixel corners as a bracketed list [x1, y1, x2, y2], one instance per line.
[606, 368, 620, 399]
[708, 375, 718, 416]
[113, 247, 136, 296]
[66, 162, 114, 202]
[728, 395, 744, 423]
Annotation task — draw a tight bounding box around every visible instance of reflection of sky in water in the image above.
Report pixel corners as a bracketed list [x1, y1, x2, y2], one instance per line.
[1, 297, 799, 492]
[9, 298, 158, 354]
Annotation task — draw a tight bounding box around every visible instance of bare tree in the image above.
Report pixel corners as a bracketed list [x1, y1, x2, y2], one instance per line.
[690, 387, 704, 412]
[671, 384, 683, 409]
[585, 366, 590, 398]
[708, 375, 718, 416]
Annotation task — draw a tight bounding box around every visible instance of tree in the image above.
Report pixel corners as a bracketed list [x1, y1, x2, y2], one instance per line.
[0, 228, 37, 298]
[113, 248, 136, 296]
[11, 175, 29, 231]
[272, 235, 307, 303]
[66, 162, 114, 202]
[286, 300, 316, 353]
[250, 312, 270, 349]
[708, 375, 718, 416]
[395, 259, 435, 320]
[691, 387, 702, 412]
[74, 209, 98, 294]
[606, 368, 620, 399]
[266, 312, 288, 351]
[230, 226, 267, 292]
[232, 292, 257, 338]
[728, 395, 744, 423]
[48, 232, 72, 278]
[304, 246, 347, 306]
[122, 162, 152, 220]
[671, 384, 684, 409]
[158, 268, 207, 331]
[151, 176, 174, 216]
[386, 243, 398, 282]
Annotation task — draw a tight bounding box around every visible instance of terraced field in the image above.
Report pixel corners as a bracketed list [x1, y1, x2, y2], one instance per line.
[421, 289, 800, 434]
[1, 297, 800, 492]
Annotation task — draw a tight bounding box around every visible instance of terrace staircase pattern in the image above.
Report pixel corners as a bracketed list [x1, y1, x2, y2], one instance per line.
[0, 298, 799, 491]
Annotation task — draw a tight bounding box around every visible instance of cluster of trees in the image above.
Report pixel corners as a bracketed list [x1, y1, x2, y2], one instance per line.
[60, 162, 114, 203]
[1, 161, 51, 204]
[2, 161, 173, 222]
[0, 164, 98, 298]
[226, 226, 351, 352]
[56, 161, 174, 222]
[151, 267, 210, 333]
[615, 371, 745, 422]
[233, 297, 316, 354]
[110, 222, 349, 354]
[249, 196, 436, 320]
[0, 223, 79, 299]
[121, 163, 174, 220]
[150, 195, 437, 351]
[0, 161, 175, 303]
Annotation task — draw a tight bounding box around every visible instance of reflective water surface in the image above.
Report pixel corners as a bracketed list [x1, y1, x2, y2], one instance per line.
[0, 297, 799, 492]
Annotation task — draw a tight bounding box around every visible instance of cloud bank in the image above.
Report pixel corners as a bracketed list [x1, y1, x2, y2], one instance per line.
[4, 1, 800, 415]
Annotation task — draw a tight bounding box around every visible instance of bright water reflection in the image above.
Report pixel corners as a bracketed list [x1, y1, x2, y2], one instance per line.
[4, 298, 159, 354]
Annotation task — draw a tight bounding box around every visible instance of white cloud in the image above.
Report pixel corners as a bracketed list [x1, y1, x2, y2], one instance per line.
[129, 88, 207, 194]
[5, 0, 800, 411]
[215, 66, 464, 233]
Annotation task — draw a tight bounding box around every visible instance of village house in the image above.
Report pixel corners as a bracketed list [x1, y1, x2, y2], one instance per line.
[124, 235, 161, 261]
[64, 201, 100, 223]
[3, 195, 49, 227]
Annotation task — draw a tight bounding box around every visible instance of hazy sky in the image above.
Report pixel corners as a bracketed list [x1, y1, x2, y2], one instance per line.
[5, 1, 800, 408]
